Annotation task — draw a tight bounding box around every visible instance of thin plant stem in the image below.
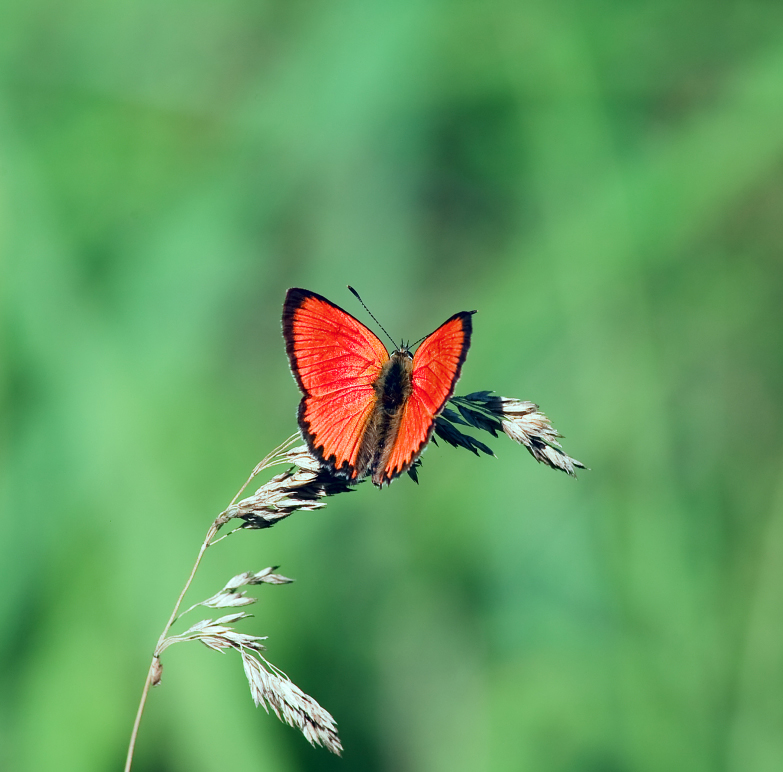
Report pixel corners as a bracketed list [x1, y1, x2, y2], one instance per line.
[124, 665, 153, 772]
[208, 526, 243, 547]
[123, 433, 300, 772]
[124, 518, 221, 772]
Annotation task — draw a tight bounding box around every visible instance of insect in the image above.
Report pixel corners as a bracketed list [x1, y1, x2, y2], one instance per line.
[282, 287, 476, 487]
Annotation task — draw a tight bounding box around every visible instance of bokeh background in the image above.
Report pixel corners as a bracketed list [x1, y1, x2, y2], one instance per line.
[2, 1, 783, 770]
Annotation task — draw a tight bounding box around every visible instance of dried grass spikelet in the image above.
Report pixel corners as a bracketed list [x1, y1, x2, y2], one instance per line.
[240, 651, 342, 754]
[435, 391, 586, 477]
[159, 599, 342, 754]
[222, 445, 356, 530]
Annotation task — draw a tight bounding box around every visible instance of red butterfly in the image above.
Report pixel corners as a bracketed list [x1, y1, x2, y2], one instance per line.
[283, 287, 475, 487]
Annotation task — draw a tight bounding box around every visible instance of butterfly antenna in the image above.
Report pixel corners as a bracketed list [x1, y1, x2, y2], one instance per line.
[347, 285, 399, 350]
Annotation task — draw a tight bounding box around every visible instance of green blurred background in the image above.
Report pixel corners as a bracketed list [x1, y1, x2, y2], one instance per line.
[2, 0, 783, 770]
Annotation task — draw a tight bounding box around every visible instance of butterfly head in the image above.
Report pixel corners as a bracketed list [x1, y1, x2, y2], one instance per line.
[394, 342, 414, 359]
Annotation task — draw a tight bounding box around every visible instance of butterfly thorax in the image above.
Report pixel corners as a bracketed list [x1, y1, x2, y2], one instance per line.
[374, 349, 413, 411]
[357, 350, 414, 484]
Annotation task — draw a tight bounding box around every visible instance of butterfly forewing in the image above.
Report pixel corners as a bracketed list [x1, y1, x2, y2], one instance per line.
[379, 312, 473, 484]
[283, 288, 389, 477]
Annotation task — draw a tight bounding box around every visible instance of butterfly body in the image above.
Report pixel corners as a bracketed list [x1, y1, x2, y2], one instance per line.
[283, 288, 474, 487]
[356, 349, 414, 485]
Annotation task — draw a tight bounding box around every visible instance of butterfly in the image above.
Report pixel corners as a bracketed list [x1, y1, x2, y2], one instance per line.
[282, 287, 475, 487]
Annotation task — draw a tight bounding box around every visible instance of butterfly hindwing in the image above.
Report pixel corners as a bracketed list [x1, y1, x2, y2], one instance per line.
[379, 311, 474, 484]
[283, 288, 390, 477]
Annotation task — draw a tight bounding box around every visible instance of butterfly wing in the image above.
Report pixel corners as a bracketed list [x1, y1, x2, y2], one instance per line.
[283, 288, 389, 478]
[377, 311, 474, 485]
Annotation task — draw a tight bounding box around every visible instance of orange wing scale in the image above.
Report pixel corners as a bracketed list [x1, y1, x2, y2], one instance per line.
[283, 289, 389, 476]
[381, 312, 473, 483]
